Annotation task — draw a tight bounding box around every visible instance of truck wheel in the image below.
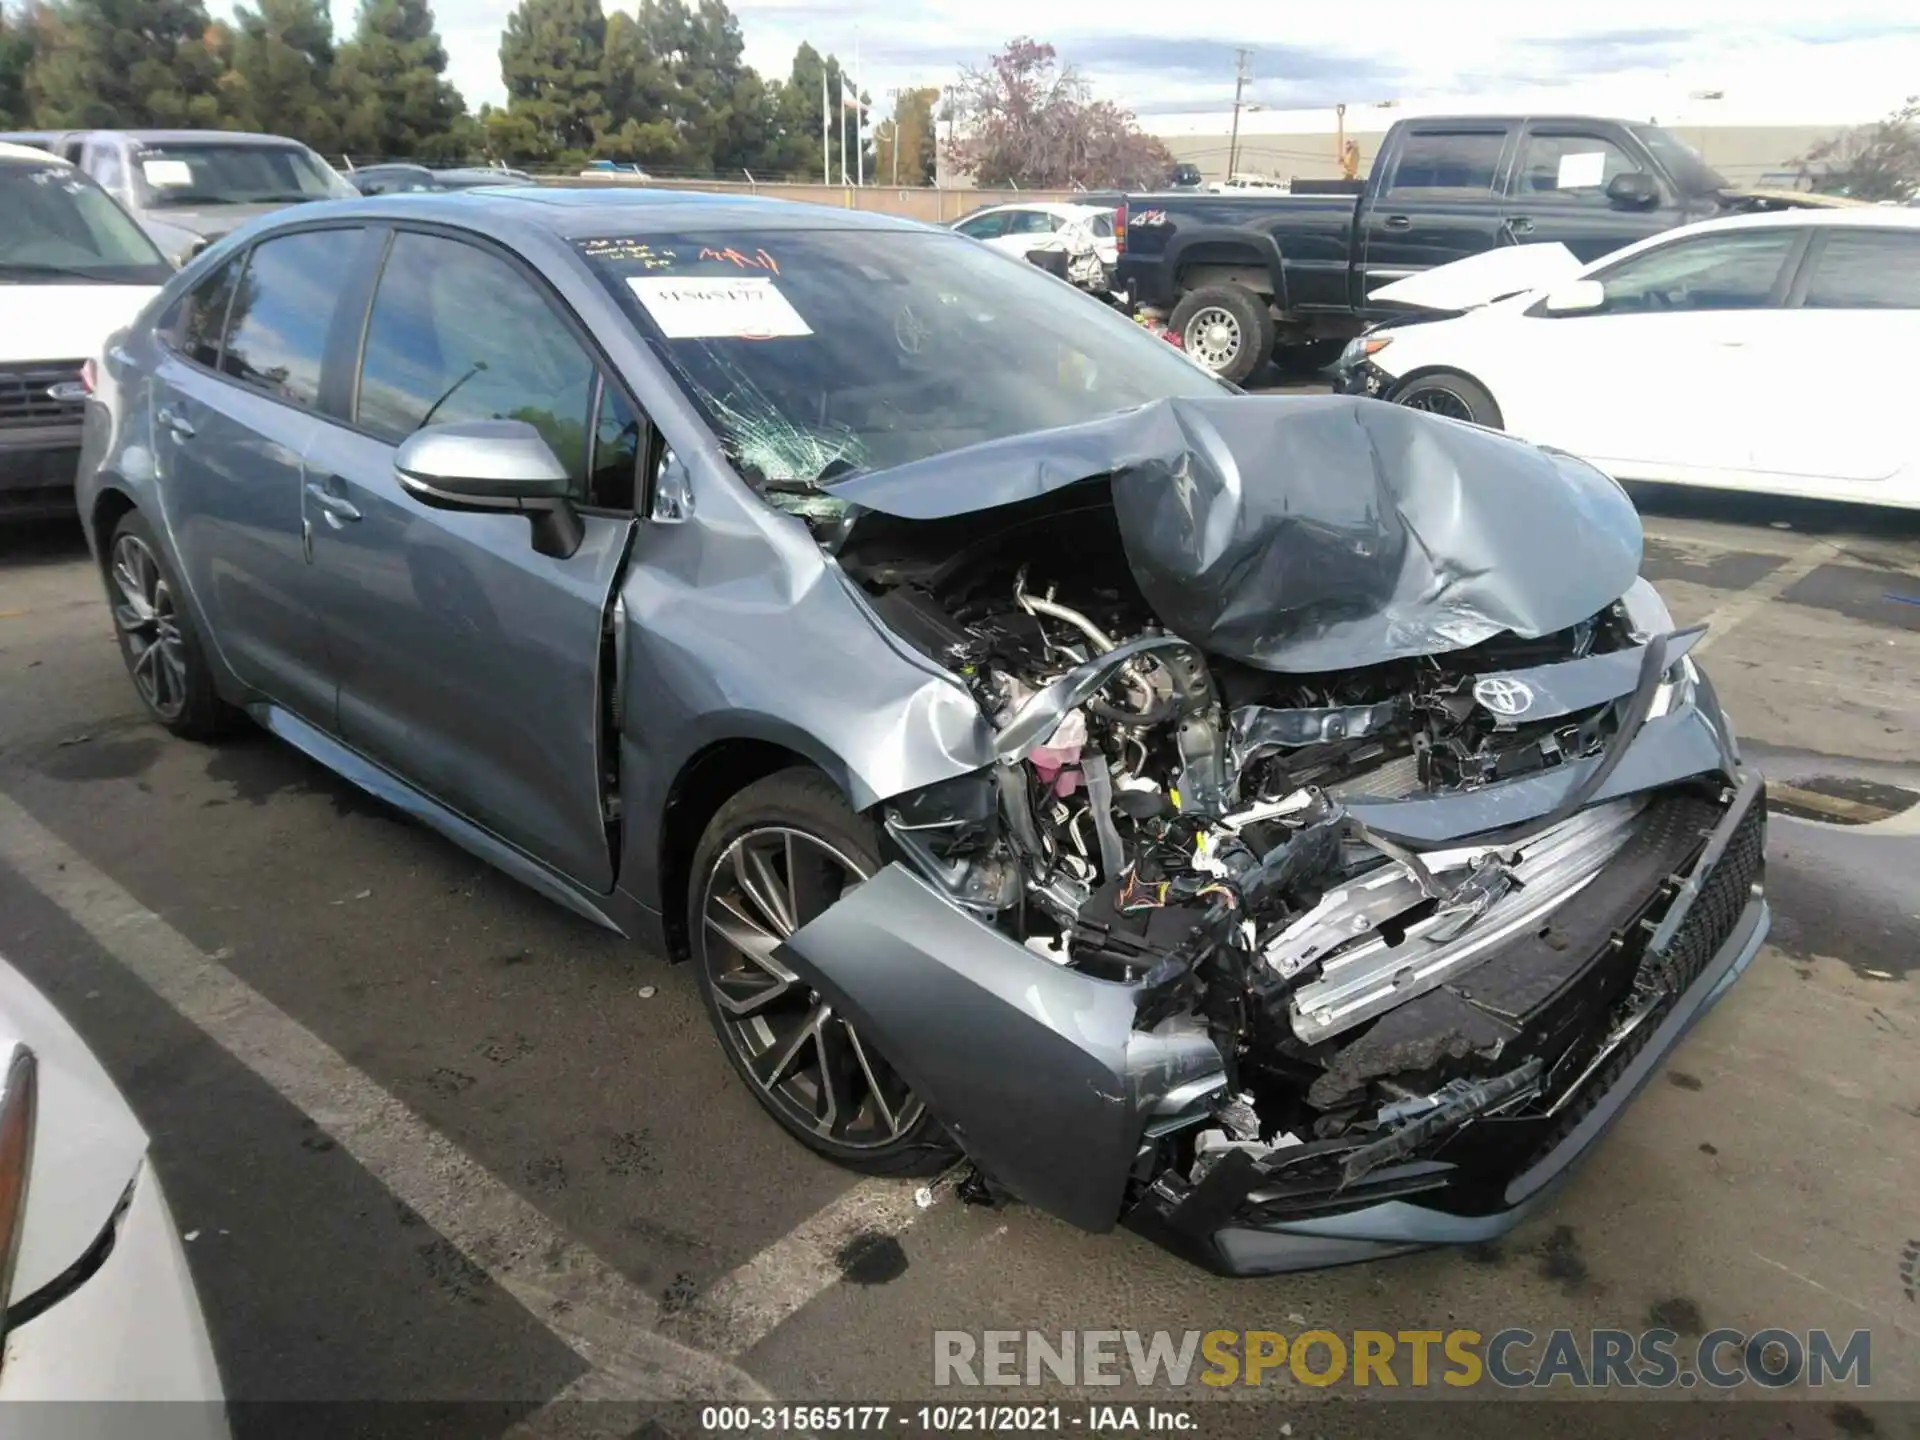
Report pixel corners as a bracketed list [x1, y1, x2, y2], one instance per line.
[1272, 338, 1345, 376]
[1169, 285, 1274, 383]
[1391, 371, 1505, 429]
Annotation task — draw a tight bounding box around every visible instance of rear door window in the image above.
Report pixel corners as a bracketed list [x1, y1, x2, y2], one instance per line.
[219, 228, 366, 408]
[1385, 130, 1508, 197]
[1800, 230, 1920, 309]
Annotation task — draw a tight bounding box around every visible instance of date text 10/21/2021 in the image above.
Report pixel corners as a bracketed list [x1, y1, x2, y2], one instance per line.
[700, 1407, 1195, 1433]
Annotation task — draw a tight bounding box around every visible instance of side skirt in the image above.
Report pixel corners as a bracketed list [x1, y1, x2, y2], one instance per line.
[250, 702, 661, 943]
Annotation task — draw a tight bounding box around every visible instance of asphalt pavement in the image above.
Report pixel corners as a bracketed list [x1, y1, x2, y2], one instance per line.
[1, 425, 1917, 1437]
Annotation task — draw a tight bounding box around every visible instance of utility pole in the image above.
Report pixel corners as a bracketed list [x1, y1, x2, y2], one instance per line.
[1226, 47, 1252, 180]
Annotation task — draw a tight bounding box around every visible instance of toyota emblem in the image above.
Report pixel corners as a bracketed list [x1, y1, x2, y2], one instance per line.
[1473, 676, 1535, 718]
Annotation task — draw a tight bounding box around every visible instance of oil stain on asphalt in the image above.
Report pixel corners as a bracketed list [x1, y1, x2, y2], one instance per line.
[836, 1231, 909, 1286]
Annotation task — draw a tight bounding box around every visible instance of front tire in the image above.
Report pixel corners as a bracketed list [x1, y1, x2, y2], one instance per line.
[1169, 284, 1275, 383]
[104, 509, 240, 740]
[690, 769, 956, 1177]
[1391, 370, 1505, 429]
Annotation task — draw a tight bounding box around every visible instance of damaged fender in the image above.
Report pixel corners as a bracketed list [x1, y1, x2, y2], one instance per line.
[777, 864, 1225, 1232]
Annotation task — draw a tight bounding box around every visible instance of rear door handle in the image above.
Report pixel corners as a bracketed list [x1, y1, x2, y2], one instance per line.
[304, 481, 362, 525]
[155, 404, 194, 439]
[1382, 214, 1412, 230]
[1507, 216, 1535, 235]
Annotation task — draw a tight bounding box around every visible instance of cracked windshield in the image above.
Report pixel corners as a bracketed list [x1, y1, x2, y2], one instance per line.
[578, 230, 1222, 506]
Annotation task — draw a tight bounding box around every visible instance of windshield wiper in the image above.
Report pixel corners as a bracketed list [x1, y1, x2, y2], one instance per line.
[253, 193, 328, 204]
[148, 193, 242, 207]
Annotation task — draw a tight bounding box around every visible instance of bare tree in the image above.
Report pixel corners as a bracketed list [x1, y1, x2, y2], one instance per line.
[948, 37, 1173, 190]
[1798, 96, 1920, 202]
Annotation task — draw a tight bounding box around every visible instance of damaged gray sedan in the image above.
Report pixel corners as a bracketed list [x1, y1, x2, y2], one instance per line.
[78, 192, 1769, 1276]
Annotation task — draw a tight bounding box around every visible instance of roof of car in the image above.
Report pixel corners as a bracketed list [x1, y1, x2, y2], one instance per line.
[76, 129, 319, 149]
[0, 140, 70, 164]
[957, 200, 1111, 219]
[326, 186, 931, 237]
[1664, 206, 1920, 236]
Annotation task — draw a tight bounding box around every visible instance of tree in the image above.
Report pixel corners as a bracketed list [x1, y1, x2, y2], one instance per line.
[1799, 97, 1920, 202]
[876, 85, 936, 186]
[949, 37, 1172, 190]
[1, 2, 42, 126]
[333, 0, 469, 161]
[225, 0, 336, 151]
[594, 5, 683, 167]
[25, 0, 228, 129]
[498, 0, 605, 162]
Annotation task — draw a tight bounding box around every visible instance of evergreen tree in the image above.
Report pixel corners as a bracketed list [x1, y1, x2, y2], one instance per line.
[1, 3, 41, 127]
[333, 0, 468, 162]
[498, 0, 604, 162]
[25, 0, 227, 128]
[225, 0, 336, 151]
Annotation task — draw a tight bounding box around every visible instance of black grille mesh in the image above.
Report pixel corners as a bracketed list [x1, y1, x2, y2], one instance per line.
[1521, 797, 1766, 1167]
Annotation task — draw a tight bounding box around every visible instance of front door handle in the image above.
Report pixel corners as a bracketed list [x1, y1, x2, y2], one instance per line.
[155, 404, 195, 439]
[1382, 214, 1412, 230]
[1507, 215, 1535, 235]
[305, 481, 362, 525]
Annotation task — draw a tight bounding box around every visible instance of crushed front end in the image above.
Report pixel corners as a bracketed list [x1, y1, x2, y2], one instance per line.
[776, 396, 1769, 1275]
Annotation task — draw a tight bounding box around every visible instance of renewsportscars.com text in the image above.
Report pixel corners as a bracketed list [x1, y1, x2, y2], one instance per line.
[933, 1327, 1872, 1390]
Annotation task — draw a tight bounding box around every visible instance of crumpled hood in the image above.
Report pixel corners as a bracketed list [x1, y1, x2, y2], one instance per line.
[0, 284, 161, 364]
[1369, 243, 1582, 313]
[0, 956, 148, 1305]
[827, 394, 1643, 672]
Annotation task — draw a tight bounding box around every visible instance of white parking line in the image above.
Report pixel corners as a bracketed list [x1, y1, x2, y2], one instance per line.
[1692, 537, 1843, 655]
[667, 1170, 956, 1359]
[0, 790, 770, 1406]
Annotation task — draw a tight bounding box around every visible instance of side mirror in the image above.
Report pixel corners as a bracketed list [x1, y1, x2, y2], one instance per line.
[1543, 279, 1607, 314]
[395, 419, 584, 558]
[1606, 171, 1660, 209]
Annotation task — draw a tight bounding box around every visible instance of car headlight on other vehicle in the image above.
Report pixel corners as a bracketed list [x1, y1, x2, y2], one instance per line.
[0, 1041, 38, 1357]
[1339, 334, 1392, 370]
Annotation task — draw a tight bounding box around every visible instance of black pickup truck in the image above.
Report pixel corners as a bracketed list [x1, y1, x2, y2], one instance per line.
[1110, 113, 1834, 380]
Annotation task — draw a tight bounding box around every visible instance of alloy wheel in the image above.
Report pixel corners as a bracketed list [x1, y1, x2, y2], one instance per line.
[699, 827, 924, 1149]
[109, 534, 189, 722]
[1183, 306, 1243, 373]
[1396, 384, 1476, 422]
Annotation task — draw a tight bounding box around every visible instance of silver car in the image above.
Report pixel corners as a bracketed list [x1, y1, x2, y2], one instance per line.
[77, 190, 1769, 1275]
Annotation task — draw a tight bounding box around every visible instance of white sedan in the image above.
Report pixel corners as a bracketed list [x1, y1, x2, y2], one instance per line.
[0, 953, 225, 1433]
[1337, 209, 1920, 509]
[950, 202, 1119, 290]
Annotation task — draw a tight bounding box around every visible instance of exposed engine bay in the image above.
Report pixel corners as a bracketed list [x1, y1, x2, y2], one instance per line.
[776, 396, 1765, 1271]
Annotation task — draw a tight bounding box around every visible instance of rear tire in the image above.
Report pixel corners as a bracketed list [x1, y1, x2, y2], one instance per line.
[104, 509, 241, 740]
[1390, 370, 1505, 429]
[1169, 284, 1275, 383]
[689, 768, 957, 1178]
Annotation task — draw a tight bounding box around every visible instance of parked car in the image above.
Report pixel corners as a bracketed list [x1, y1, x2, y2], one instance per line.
[78, 191, 1766, 1276]
[345, 162, 533, 195]
[950, 201, 1118, 293]
[1337, 209, 1920, 509]
[38, 130, 357, 267]
[1105, 112, 1858, 380]
[0, 949, 225, 1423]
[578, 160, 652, 178]
[1, 142, 174, 519]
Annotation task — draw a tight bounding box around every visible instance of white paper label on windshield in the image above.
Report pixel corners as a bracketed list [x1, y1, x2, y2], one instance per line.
[626, 276, 812, 339]
[141, 158, 195, 187]
[1555, 151, 1607, 189]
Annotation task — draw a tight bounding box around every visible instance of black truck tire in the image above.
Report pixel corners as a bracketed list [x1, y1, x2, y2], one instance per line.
[1169, 285, 1275, 383]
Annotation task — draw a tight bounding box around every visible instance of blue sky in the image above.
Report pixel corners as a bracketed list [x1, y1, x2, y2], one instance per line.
[302, 0, 1920, 126]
